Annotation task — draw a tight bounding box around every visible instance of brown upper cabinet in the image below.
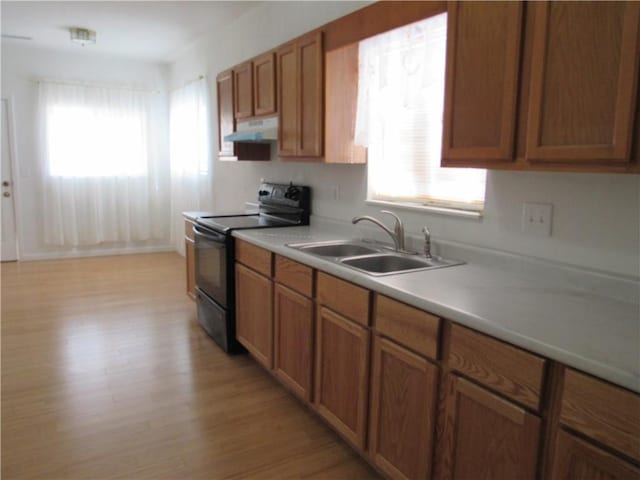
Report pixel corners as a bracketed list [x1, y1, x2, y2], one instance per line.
[277, 31, 324, 158]
[252, 52, 277, 116]
[233, 61, 253, 119]
[443, 1, 640, 172]
[526, 1, 640, 165]
[217, 69, 235, 158]
[442, 1, 524, 165]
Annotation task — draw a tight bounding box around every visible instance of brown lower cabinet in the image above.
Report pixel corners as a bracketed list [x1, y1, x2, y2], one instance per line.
[435, 374, 540, 480]
[231, 243, 640, 480]
[235, 263, 273, 368]
[551, 430, 640, 480]
[185, 237, 195, 300]
[369, 335, 439, 480]
[314, 305, 370, 450]
[273, 283, 314, 401]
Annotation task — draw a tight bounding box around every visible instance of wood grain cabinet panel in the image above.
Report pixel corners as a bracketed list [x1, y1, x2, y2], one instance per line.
[551, 430, 640, 480]
[449, 324, 546, 411]
[374, 294, 440, 360]
[526, 1, 640, 164]
[314, 305, 370, 449]
[235, 240, 272, 277]
[316, 272, 370, 326]
[235, 263, 273, 368]
[442, 1, 523, 164]
[252, 52, 276, 116]
[278, 31, 323, 158]
[217, 69, 235, 158]
[369, 336, 438, 480]
[273, 284, 314, 401]
[325, 44, 367, 164]
[233, 61, 254, 119]
[277, 42, 298, 156]
[560, 368, 640, 461]
[274, 255, 313, 297]
[435, 375, 541, 480]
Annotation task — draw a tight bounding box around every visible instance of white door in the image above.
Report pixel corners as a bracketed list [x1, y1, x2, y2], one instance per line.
[1, 98, 18, 261]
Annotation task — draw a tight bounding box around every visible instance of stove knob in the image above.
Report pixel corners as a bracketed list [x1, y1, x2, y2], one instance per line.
[286, 187, 299, 201]
[259, 189, 269, 196]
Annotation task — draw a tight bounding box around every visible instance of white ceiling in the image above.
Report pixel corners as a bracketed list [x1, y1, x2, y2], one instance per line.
[1, 1, 262, 63]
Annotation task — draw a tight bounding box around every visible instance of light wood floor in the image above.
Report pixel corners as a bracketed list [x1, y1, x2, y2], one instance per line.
[2, 253, 379, 479]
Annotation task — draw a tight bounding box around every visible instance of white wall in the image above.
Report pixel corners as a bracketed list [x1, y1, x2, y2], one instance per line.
[1, 43, 171, 259]
[168, 1, 640, 278]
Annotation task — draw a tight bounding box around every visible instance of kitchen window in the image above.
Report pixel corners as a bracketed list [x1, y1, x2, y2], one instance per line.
[355, 13, 487, 215]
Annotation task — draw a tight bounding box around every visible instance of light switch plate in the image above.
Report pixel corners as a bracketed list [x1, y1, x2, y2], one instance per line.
[522, 202, 553, 237]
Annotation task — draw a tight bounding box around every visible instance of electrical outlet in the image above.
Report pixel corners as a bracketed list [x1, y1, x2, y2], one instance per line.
[522, 202, 553, 237]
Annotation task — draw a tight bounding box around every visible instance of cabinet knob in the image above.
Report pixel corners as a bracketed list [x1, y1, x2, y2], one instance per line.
[3, 192, 10, 197]
[2, 181, 9, 187]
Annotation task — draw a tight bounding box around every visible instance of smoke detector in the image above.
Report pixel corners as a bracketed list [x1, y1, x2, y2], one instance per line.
[69, 27, 96, 46]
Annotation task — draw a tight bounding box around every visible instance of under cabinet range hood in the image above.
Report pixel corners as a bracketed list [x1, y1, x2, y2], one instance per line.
[224, 116, 278, 143]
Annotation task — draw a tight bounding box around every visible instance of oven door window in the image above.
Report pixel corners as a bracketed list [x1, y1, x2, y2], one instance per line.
[194, 231, 227, 308]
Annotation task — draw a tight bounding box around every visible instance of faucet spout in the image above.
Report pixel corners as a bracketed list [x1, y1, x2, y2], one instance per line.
[352, 210, 405, 251]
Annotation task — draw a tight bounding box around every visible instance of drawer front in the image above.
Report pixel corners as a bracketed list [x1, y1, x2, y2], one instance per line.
[235, 240, 272, 277]
[560, 369, 640, 461]
[449, 324, 546, 411]
[374, 294, 440, 360]
[316, 272, 370, 326]
[275, 255, 313, 297]
[185, 219, 195, 241]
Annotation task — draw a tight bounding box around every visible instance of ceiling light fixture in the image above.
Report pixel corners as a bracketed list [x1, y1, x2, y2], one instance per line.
[69, 27, 96, 46]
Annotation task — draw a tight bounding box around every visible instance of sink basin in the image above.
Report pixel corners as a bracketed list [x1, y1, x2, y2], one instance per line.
[287, 240, 464, 276]
[289, 240, 383, 258]
[340, 253, 463, 276]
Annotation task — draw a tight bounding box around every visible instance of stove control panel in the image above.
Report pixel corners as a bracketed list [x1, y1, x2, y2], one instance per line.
[257, 182, 311, 222]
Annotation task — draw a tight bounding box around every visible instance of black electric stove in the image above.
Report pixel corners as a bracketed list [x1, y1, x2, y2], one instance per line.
[193, 183, 311, 353]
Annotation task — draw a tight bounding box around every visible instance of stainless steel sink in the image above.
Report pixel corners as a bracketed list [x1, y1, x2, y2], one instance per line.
[340, 253, 462, 276]
[287, 240, 464, 276]
[288, 240, 384, 258]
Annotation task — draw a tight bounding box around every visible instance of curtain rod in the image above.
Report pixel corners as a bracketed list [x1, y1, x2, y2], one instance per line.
[32, 78, 161, 94]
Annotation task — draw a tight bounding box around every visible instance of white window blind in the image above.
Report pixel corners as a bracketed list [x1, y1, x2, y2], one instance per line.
[355, 13, 486, 212]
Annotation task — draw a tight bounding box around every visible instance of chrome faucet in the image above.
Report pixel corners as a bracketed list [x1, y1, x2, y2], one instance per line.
[352, 210, 405, 251]
[422, 226, 432, 259]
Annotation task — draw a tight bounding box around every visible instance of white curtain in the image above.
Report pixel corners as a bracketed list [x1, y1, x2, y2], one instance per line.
[169, 77, 212, 254]
[355, 13, 486, 208]
[37, 81, 169, 246]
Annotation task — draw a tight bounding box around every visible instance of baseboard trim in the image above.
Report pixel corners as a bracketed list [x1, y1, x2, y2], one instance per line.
[19, 245, 176, 261]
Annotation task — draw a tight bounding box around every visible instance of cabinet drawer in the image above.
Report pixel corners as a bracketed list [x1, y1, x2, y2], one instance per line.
[316, 272, 370, 326]
[275, 255, 313, 297]
[560, 369, 640, 461]
[374, 294, 440, 360]
[185, 220, 195, 241]
[235, 240, 272, 277]
[449, 324, 546, 411]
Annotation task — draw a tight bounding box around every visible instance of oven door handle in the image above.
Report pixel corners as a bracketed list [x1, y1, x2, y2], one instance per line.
[193, 225, 226, 244]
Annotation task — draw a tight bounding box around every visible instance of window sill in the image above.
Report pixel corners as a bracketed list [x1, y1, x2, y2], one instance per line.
[365, 199, 483, 219]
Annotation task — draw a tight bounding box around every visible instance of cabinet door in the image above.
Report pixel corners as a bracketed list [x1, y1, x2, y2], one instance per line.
[235, 263, 273, 368]
[233, 61, 253, 119]
[185, 238, 195, 300]
[277, 42, 298, 156]
[435, 375, 540, 480]
[297, 31, 323, 157]
[526, 2, 640, 164]
[314, 305, 370, 449]
[253, 52, 276, 116]
[217, 69, 235, 157]
[551, 430, 640, 480]
[442, 1, 523, 165]
[369, 336, 438, 480]
[273, 284, 314, 401]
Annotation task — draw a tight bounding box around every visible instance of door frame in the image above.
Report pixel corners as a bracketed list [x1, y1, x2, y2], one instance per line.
[2, 96, 21, 261]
